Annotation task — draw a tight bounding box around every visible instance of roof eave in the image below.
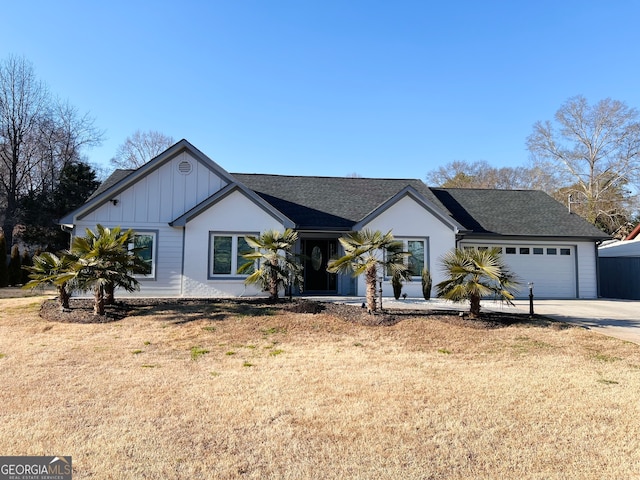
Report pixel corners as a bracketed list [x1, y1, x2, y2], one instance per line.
[458, 232, 611, 242]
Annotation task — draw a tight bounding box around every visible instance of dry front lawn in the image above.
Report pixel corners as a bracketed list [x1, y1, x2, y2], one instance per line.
[0, 295, 639, 479]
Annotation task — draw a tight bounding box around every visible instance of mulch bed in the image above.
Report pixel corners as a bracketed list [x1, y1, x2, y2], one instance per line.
[38, 297, 566, 329]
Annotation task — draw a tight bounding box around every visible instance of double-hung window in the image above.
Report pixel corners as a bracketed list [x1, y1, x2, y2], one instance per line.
[388, 238, 426, 277]
[210, 233, 256, 277]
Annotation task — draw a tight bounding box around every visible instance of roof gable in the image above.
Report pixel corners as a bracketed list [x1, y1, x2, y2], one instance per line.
[353, 185, 464, 232]
[170, 183, 295, 228]
[59, 139, 237, 225]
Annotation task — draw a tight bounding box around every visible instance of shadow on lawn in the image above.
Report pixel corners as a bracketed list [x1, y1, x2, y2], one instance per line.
[39, 297, 288, 324]
[38, 297, 570, 330]
[133, 299, 280, 324]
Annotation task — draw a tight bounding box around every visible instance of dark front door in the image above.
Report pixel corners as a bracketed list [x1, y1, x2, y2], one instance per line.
[303, 239, 337, 293]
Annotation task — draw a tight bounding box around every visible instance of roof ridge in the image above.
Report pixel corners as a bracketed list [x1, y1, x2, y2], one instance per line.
[232, 172, 423, 182]
[432, 187, 542, 192]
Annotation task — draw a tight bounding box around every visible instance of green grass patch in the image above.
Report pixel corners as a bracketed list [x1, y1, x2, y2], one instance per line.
[225, 351, 236, 356]
[243, 361, 254, 367]
[202, 326, 216, 332]
[141, 364, 157, 368]
[210, 371, 221, 377]
[598, 378, 619, 385]
[262, 326, 287, 336]
[132, 349, 143, 355]
[511, 337, 555, 354]
[143, 341, 151, 345]
[438, 348, 452, 354]
[593, 352, 621, 363]
[0, 353, 6, 359]
[270, 349, 284, 357]
[190, 346, 210, 361]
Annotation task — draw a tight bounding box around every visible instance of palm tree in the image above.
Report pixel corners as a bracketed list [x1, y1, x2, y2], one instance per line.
[22, 252, 77, 310]
[239, 229, 303, 301]
[436, 247, 520, 318]
[71, 225, 146, 315]
[327, 229, 411, 312]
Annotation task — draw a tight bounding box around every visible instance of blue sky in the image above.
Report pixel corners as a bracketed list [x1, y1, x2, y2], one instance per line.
[2, 1, 640, 179]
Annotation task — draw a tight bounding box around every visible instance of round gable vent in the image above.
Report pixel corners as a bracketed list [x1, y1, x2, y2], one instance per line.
[177, 160, 193, 175]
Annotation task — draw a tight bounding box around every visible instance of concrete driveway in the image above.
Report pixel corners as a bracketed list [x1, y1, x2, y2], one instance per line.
[511, 299, 640, 345]
[310, 296, 640, 345]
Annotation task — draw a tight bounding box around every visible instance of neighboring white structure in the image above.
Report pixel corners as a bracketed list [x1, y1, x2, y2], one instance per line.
[599, 238, 640, 258]
[60, 140, 609, 299]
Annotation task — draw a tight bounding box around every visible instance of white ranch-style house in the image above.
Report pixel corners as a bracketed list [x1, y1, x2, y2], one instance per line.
[60, 140, 609, 299]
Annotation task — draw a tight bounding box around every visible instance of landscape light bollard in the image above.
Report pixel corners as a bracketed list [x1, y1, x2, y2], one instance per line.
[378, 276, 383, 311]
[528, 282, 534, 317]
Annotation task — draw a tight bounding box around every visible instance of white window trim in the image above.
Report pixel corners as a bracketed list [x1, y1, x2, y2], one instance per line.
[208, 232, 259, 279]
[386, 237, 428, 279]
[130, 230, 158, 280]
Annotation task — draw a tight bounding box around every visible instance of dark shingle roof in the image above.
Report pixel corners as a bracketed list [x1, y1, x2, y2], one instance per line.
[232, 173, 445, 229]
[430, 188, 609, 239]
[85, 169, 609, 240]
[87, 169, 135, 200]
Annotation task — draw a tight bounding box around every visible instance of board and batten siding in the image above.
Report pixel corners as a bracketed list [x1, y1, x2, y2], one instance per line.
[72, 220, 184, 297]
[80, 151, 228, 224]
[74, 150, 232, 297]
[181, 189, 287, 297]
[359, 194, 458, 298]
[459, 239, 598, 299]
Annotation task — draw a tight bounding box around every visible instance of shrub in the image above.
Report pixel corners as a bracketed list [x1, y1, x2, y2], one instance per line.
[421, 267, 432, 300]
[8, 244, 21, 286]
[392, 273, 403, 299]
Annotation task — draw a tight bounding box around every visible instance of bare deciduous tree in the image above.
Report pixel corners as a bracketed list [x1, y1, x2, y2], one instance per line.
[527, 95, 640, 232]
[0, 56, 48, 244]
[426, 160, 557, 191]
[0, 55, 103, 245]
[110, 130, 175, 169]
[28, 99, 103, 197]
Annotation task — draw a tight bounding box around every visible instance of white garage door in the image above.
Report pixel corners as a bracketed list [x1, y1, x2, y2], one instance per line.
[463, 244, 577, 299]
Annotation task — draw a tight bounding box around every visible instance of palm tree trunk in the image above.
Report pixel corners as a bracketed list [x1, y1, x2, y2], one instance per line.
[470, 293, 481, 318]
[104, 282, 115, 305]
[94, 285, 105, 315]
[269, 259, 279, 300]
[58, 284, 70, 310]
[366, 264, 378, 312]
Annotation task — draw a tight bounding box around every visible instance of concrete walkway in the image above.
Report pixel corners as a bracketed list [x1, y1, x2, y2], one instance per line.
[307, 296, 640, 345]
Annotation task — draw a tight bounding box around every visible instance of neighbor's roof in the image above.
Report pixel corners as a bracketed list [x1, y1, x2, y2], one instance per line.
[430, 188, 610, 239]
[625, 223, 640, 240]
[232, 173, 448, 229]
